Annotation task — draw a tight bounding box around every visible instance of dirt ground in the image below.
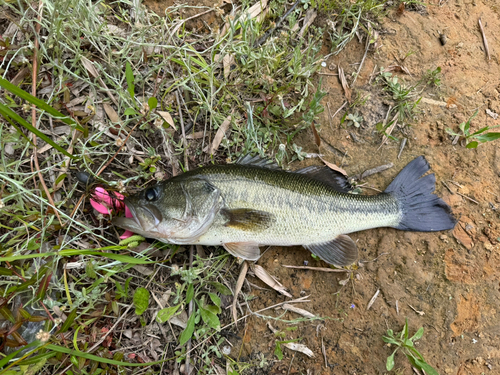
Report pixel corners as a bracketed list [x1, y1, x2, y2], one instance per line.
[144, 1, 500, 374]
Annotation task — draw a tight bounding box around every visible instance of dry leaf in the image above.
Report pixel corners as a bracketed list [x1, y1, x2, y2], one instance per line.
[81, 56, 99, 78]
[223, 54, 235, 79]
[186, 131, 205, 139]
[421, 97, 457, 109]
[157, 111, 177, 131]
[232, 261, 248, 325]
[282, 342, 315, 358]
[338, 66, 352, 103]
[319, 157, 347, 176]
[208, 115, 232, 155]
[282, 304, 317, 319]
[252, 264, 292, 298]
[246, 0, 268, 19]
[103, 103, 120, 123]
[298, 9, 317, 38]
[310, 122, 321, 148]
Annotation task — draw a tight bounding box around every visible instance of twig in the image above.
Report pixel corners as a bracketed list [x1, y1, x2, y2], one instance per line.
[368, 64, 378, 84]
[317, 72, 339, 76]
[330, 101, 348, 123]
[456, 191, 479, 204]
[352, 29, 371, 86]
[321, 337, 327, 368]
[282, 265, 348, 273]
[88, 304, 134, 352]
[366, 289, 380, 310]
[397, 138, 407, 159]
[353, 163, 394, 181]
[175, 90, 189, 171]
[232, 261, 249, 326]
[441, 180, 454, 194]
[478, 18, 490, 60]
[30, 1, 63, 227]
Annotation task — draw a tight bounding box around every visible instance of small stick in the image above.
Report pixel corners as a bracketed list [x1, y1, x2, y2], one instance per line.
[282, 265, 348, 273]
[317, 72, 339, 76]
[352, 29, 371, 86]
[407, 303, 425, 316]
[456, 192, 479, 204]
[368, 64, 378, 84]
[441, 181, 454, 194]
[353, 163, 394, 181]
[478, 18, 490, 60]
[175, 90, 189, 171]
[367, 289, 380, 310]
[322, 337, 328, 368]
[330, 101, 348, 121]
[397, 138, 407, 159]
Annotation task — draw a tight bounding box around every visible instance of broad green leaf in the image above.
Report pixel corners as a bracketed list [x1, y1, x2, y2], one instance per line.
[414, 358, 440, 375]
[0, 103, 74, 159]
[274, 343, 283, 360]
[208, 293, 221, 312]
[382, 336, 400, 345]
[124, 107, 138, 116]
[179, 311, 196, 346]
[475, 132, 500, 143]
[133, 287, 150, 315]
[470, 126, 490, 136]
[186, 283, 194, 304]
[386, 350, 396, 370]
[465, 141, 478, 149]
[411, 327, 424, 341]
[55, 173, 67, 186]
[209, 282, 232, 295]
[204, 305, 220, 316]
[156, 304, 181, 324]
[58, 308, 77, 334]
[148, 97, 158, 110]
[200, 307, 220, 330]
[126, 62, 135, 100]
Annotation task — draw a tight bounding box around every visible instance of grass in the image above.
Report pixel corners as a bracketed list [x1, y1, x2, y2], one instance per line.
[0, 0, 340, 373]
[383, 318, 439, 375]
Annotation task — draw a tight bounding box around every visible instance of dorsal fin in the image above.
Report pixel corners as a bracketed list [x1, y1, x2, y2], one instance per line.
[236, 154, 280, 170]
[294, 166, 353, 193]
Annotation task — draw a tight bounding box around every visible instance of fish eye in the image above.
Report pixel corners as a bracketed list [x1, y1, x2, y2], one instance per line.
[145, 187, 158, 201]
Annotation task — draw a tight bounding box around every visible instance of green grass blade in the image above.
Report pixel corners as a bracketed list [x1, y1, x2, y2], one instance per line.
[44, 344, 173, 367]
[0, 103, 74, 159]
[0, 77, 84, 132]
[0, 249, 156, 264]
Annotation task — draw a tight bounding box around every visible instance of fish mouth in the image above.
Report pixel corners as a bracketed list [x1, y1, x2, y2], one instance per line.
[112, 202, 163, 234]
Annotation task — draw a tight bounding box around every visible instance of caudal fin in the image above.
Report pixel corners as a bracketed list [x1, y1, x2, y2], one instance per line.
[385, 156, 456, 232]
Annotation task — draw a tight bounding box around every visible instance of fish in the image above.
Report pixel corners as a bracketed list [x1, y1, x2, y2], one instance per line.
[113, 155, 456, 266]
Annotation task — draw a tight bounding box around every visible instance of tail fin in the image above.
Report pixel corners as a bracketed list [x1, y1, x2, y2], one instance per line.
[385, 156, 456, 232]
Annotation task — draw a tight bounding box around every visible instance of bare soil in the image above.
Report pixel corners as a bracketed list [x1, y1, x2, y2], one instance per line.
[145, 1, 500, 374]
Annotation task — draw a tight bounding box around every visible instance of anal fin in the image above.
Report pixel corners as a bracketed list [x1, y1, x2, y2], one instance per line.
[305, 234, 358, 266]
[223, 242, 261, 261]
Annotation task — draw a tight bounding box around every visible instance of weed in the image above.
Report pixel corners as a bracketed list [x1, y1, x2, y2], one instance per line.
[378, 71, 422, 123]
[425, 66, 442, 87]
[445, 111, 500, 148]
[383, 318, 438, 375]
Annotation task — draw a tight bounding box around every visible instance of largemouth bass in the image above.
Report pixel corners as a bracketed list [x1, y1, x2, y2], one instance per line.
[113, 156, 456, 266]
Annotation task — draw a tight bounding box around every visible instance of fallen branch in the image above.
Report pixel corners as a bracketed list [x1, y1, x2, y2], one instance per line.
[478, 17, 491, 60]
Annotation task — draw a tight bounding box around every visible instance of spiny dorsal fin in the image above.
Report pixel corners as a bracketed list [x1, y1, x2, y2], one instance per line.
[221, 208, 273, 231]
[236, 154, 280, 170]
[294, 166, 353, 193]
[305, 234, 358, 266]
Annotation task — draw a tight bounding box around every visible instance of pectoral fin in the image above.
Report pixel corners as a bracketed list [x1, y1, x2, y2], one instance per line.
[223, 242, 261, 261]
[305, 234, 358, 266]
